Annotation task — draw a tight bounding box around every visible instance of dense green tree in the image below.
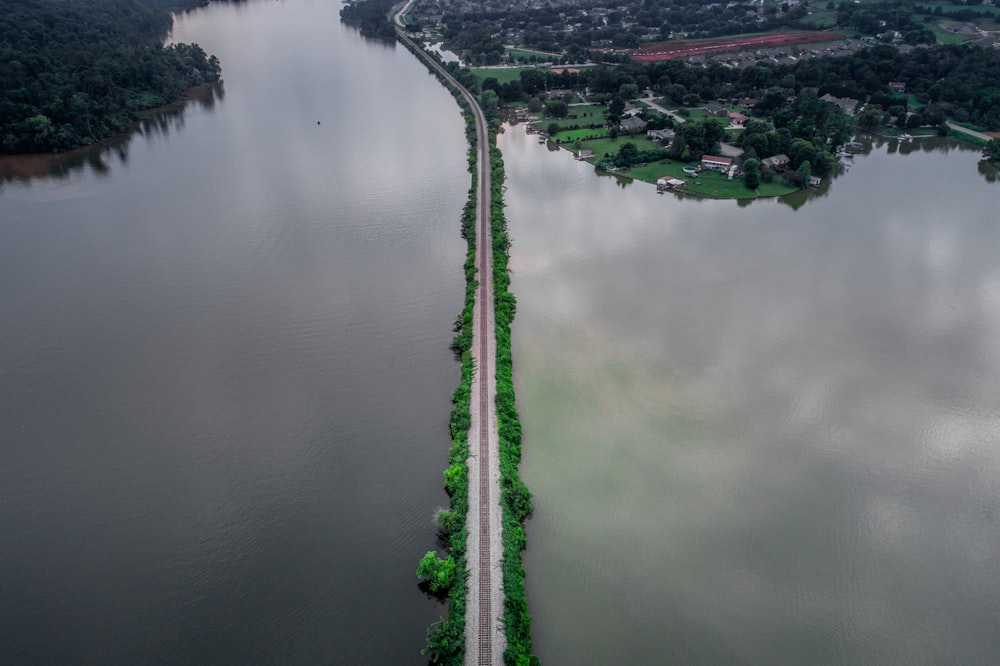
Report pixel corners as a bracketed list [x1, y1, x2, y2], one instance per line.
[340, 0, 396, 37]
[519, 69, 546, 96]
[417, 551, 457, 595]
[788, 138, 818, 170]
[481, 90, 500, 119]
[617, 141, 639, 162]
[607, 96, 626, 123]
[797, 160, 812, 186]
[665, 84, 687, 103]
[0, 0, 221, 154]
[857, 105, 885, 131]
[618, 83, 640, 101]
[545, 99, 568, 118]
[743, 157, 761, 190]
[984, 139, 1000, 163]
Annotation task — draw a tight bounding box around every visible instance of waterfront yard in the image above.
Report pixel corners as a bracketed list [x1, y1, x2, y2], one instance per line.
[553, 127, 610, 142]
[610, 159, 798, 199]
[579, 135, 662, 158]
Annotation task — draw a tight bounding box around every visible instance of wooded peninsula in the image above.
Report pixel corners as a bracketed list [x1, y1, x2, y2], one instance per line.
[0, 0, 221, 154]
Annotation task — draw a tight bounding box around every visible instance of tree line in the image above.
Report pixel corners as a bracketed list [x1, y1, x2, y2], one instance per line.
[339, 0, 398, 39]
[432, 0, 813, 65]
[476, 43, 1000, 132]
[0, 0, 222, 154]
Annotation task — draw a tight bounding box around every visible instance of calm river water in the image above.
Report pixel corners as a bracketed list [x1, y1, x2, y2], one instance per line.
[0, 1, 468, 663]
[505, 129, 1000, 664]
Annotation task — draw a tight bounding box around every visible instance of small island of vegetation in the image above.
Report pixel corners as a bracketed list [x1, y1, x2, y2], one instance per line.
[0, 0, 222, 154]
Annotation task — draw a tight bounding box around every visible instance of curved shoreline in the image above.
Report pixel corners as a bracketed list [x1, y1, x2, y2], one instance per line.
[0, 82, 223, 182]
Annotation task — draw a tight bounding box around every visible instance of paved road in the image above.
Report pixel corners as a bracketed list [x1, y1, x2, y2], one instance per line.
[639, 96, 687, 124]
[393, 7, 506, 665]
[946, 121, 996, 142]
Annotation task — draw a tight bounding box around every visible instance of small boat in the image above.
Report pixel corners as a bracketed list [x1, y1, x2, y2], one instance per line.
[898, 133, 913, 142]
[538, 135, 546, 143]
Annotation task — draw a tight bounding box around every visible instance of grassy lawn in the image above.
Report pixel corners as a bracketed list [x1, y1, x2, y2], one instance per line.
[806, 8, 839, 27]
[564, 104, 606, 116]
[681, 107, 708, 120]
[506, 47, 561, 61]
[950, 118, 988, 132]
[581, 135, 662, 159]
[898, 93, 924, 110]
[878, 126, 938, 137]
[929, 22, 976, 44]
[948, 129, 989, 146]
[610, 159, 797, 198]
[553, 127, 610, 142]
[470, 67, 532, 85]
[535, 105, 607, 132]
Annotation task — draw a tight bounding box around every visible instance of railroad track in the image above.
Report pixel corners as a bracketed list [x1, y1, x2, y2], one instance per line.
[473, 57, 495, 666]
[393, 9, 500, 663]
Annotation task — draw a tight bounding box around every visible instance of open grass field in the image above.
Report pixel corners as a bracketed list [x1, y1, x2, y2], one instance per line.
[506, 47, 561, 61]
[470, 67, 532, 85]
[552, 127, 611, 142]
[805, 9, 839, 28]
[581, 135, 662, 158]
[929, 22, 977, 44]
[535, 105, 607, 131]
[948, 129, 989, 146]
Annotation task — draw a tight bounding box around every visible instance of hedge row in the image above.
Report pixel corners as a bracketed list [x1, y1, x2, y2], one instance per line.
[403, 34, 478, 665]
[488, 126, 540, 666]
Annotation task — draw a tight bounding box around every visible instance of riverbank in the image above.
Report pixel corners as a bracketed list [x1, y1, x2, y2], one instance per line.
[0, 0, 221, 155]
[0, 82, 223, 182]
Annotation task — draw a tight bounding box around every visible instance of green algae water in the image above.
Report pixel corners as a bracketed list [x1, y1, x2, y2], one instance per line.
[504, 127, 1000, 665]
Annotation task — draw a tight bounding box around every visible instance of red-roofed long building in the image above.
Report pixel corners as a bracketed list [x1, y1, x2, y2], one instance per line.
[701, 155, 733, 172]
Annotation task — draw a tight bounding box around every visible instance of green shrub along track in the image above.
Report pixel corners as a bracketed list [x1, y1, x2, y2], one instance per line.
[395, 4, 538, 665]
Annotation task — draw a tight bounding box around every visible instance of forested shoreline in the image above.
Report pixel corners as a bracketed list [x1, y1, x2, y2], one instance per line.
[0, 0, 221, 154]
[340, 0, 398, 39]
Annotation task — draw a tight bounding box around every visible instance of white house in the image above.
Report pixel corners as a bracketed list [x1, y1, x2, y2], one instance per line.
[656, 177, 686, 191]
[701, 155, 733, 172]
